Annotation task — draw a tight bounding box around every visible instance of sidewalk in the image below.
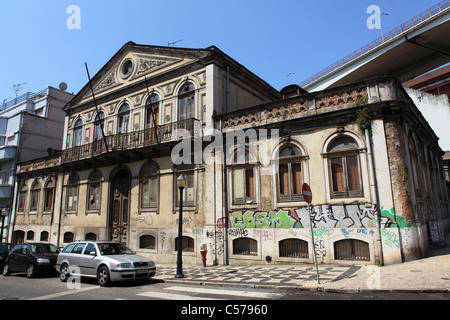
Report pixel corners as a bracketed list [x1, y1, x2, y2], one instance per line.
[153, 235, 450, 293]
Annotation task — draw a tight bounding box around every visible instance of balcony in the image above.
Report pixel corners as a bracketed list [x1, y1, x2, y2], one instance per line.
[62, 118, 202, 164]
[0, 146, 17, 160]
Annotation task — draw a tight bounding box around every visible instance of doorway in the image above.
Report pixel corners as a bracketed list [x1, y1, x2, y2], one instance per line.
[109, 169, 131, 244]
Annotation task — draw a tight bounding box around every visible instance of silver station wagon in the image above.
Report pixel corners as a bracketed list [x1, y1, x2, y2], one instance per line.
[56, 241, 156, 286]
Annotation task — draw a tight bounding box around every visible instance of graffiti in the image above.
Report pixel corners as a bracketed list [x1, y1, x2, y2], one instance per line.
[228, 209, 296, 229]
[131, 215, 153, 226]
[380, 206, 411, 228]
[253, 229, 272, 241]
[176, 217, 193, 226]
[192, 228, 203, 235]
[228, 228, 248, 238]
[381, 228, 400, 248]
[227, 202, 381, 230]
[314, 239, 327, 263]
[160, 231, 173, 253]
[206, 229, 224, 257]
[311, 227, 334, 238]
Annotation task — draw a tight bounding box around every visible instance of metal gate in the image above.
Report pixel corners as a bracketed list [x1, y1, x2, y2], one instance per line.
[334, 239, 370, 261]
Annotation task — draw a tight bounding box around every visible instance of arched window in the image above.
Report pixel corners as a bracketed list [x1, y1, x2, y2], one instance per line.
[88, 171, 102, 210]
[334, 239, 370, 261]
[278, 145, 303, 202]
[43, 179, 55, 212]
[26, 230, 34, 241]
[73, 119, 83, 147]
[66, 174, 79, 211]
[140, 162, 159, 209]
[93, 112, 105, 142]
[139, 235, 156, 249]
[231, 148, 257, 205]
[85, 232, 97, 241]
[40, 231, 49, 242]
[30, 180, 41, 211]
[178, 83, 195, 121]
[145, 94, 160, 129]
[175, 236, 194, 252]
[63, 232, 74, 243]
[17, 182, 28, 212]
[327, 137, 362, 198]
[117, 104, 130, 134]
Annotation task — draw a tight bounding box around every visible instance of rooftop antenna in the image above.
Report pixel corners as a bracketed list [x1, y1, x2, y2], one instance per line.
[13, 82, 27, 98]
[168, 39, 183, 47]
[286, 73, 295, 85]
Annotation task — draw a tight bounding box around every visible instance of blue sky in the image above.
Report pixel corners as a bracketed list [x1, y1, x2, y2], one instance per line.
[0, 0, 443, 102]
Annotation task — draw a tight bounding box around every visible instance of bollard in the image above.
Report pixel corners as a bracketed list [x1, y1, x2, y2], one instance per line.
[200, 243, 207, 267]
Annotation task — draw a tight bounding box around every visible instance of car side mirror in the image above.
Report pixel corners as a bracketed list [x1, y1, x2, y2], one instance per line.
[90, 251, 97, 256]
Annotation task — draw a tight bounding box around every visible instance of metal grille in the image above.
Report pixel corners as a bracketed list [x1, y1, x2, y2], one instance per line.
[279, 239, 309, 258]
[233, 237, 258, 256]
[334, 239, 370, 261]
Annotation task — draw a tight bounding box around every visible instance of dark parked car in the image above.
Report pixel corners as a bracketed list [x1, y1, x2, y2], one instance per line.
[0, 243, 12, 269]
[2, 243, 60, 278]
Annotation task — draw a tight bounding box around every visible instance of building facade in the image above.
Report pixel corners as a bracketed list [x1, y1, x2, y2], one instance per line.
[0, 87, 73, 242]
[9, 43, 450, 266]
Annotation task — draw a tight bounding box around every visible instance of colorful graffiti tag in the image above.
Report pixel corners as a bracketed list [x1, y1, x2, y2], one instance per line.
[226, 202, 405, 230]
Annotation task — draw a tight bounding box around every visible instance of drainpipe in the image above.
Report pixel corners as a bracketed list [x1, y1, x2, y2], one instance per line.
[365, 126, 384, 266]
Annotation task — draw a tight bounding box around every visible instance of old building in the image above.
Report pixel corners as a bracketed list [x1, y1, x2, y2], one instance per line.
[9, 42, 449, 266]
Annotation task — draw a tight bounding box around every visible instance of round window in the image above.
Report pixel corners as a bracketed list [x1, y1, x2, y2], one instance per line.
[120, 59, 133, 78]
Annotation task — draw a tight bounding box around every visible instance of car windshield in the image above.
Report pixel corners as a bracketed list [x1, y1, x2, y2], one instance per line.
[0, 244, 11, 253]
[98, 243, 134, 255]
[30, 244, 60, 254]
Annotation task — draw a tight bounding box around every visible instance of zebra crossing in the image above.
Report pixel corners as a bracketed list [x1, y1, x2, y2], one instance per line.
[136, 285, 283, 300]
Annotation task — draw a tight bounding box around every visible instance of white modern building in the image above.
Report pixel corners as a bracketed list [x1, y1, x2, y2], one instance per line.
[0, 86, 74, 242]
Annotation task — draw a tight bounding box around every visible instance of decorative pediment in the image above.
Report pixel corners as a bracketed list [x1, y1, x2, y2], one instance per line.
[130, 54, 182, 80]
[95, 69, 119, 93]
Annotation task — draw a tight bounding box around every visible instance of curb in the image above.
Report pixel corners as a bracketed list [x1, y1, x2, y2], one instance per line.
[161, 278, 450, 294]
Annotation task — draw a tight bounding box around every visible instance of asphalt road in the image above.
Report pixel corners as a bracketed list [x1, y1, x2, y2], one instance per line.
[0, 272, 448, 301]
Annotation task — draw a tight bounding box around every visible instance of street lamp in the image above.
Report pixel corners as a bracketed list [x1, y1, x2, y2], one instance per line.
[1, 206, 9, 243]
[175, 174, 186, 278]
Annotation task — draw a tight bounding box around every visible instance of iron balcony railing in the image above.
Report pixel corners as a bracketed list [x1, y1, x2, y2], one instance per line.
[61, 118, 202, 163]
[299, 0, 450, 88]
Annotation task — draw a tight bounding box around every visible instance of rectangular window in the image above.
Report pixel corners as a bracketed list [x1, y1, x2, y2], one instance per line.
[30, 190, 40, 211]
[176, 172, 195, 207]
[88, 183, 101, 210]
[44, 188, 53, 211]
[233, 167, 256, 204]
[330, 155, 362, 198]
[18, 192, 27, 212]
[278, 161, 303, 202]
[67, 186, 78, 211]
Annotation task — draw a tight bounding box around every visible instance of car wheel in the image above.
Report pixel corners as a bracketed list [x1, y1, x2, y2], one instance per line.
[59, 264, 69, 282]
[26, 264, 35, 278]
[97, 266, 111, 287]
[2, 263, 10, 276]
